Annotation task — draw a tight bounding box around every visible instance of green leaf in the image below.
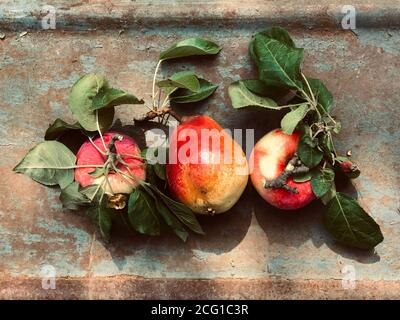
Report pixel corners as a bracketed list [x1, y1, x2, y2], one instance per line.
[151, 186, 205, 235]
[228, 81, 281, 109]
[157, 71, 200, 92]
[249, 27, 296, 67]
[306, 78, 334, 113]
[300, 126, 317, 148]
[321, 182, 336, 205]
[128, 189, 160, 236]
[251, 27, 304, 89]
[255, 27, 297, 48]
[80, 184, 102, 203]
[164, 86, 179, 96]
[88, 167, 105, 178]
[160, 38, 221, 60]
[145, 164, 158, 186]
[87, 198, 113, 240]
[13, 141, 75, 189]
[248, 40, 258, 66]
[297, 139, 323, 168]
[171, 78, 218, 103]
[154, 199, 188, 242]
[311, 168, 335, 197]
[281, 104, 309, 135]
[91, 87, 144, 111]
[320, 134, 334, 155]
[293, 171, 312, 183]
[241, 79, 270, 96]
[45, 118, 84, 140]
[153, 163, 166, 180]
[324, 193, 384, 249]
[69, 74, 114, 131]
[59, 181, 91, 210]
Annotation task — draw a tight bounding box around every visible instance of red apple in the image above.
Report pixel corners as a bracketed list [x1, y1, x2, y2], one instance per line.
[166, 116, 249, 214]
[250, 129, 315, 210]
[75, 132, 145, 194]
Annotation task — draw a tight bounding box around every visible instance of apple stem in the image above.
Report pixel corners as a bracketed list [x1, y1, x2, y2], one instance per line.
[264, 155, 309, 193]
[107, 134, 123, 154]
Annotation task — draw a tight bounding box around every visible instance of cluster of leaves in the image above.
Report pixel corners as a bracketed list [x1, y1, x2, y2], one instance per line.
[151, 38, 220, 117]
[228, 27, 383, 249]
[128, 147, 204, 241]
[14, 37, 222, 242]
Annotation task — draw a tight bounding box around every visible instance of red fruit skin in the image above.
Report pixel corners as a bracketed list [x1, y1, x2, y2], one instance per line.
[250, 129, 316, 210]
[75, 132, 145, 194]
[166, 116, 248, 214]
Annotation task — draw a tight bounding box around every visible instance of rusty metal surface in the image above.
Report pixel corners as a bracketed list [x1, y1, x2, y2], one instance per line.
[0, 1, 399, 299]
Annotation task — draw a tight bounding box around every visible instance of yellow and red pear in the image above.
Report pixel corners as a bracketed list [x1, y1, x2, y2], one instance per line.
[166, 116, 248, 214]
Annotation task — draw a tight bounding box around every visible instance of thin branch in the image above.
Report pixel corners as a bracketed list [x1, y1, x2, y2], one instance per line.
[88, 136, 107, 155]
[19, 164, 104, 170]
[152, 59, 163, 110]
[134, 107, 183, 123]
[95, 110, 108, 152]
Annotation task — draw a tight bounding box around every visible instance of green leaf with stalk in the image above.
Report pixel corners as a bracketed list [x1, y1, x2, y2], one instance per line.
[146, 38, 221, 126]
[250, 27, 304, 89]
[228, 81, 280, 109]
[324, 192, 384, 249]
[281, 104, 309, 135]
[157, 71, 201, 92]
[306, 78, 334, 113]
[13, 141, 76, 189]
[170, 78, 218, 104]
[69, 74, 143, 132]
[159, 38, 221, 60]
[69, 74, 115, 132]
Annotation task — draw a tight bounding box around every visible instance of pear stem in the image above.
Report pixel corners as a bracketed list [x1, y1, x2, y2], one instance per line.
[134, 107, 183, 123]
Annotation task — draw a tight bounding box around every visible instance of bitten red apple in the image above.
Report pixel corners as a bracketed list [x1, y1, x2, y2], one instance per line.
[75, 132, 145, 194]
[250, 129, 315, 210]
[166, 116, 249, 215]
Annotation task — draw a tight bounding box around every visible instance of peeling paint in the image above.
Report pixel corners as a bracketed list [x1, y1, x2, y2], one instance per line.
[356, 29, 400, 55]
